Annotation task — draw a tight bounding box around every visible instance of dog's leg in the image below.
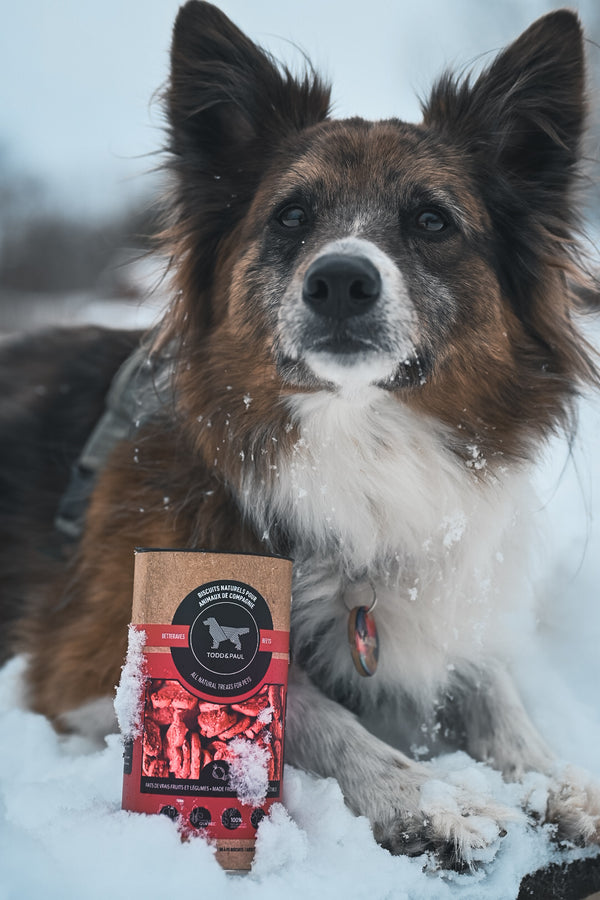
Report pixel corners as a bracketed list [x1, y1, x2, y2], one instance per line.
[449, 664, 554, 778]
[285, 665, 510, 866]
[452, 664, 600, 845]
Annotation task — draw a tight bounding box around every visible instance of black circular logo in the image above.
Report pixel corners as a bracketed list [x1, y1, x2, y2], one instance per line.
[222, 807, 243, 830]
[171, 580, 273, 698]
[189, 807, 212, 829]
[250, 808, 266, 829]
[159, 805, 179, 820]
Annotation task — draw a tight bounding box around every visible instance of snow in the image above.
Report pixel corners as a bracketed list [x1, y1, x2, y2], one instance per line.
[227, 737, 271, 807]
[3, 670, 596, 900]
[114, 626, 147, 739]
[1, 319, 599, 897]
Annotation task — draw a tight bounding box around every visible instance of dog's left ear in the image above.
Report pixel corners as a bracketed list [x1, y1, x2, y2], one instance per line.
[422, 10, 585, 214]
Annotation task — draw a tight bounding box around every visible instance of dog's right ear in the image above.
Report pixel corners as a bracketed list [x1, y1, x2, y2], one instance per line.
[161, 2, 330, 337]
[167, 1, 330, 185]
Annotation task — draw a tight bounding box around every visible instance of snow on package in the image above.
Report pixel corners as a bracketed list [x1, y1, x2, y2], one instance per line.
[120, 549, 292, 870]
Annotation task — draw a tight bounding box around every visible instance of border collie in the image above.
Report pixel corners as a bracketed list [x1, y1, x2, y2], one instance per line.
[1, 1, 599, 866]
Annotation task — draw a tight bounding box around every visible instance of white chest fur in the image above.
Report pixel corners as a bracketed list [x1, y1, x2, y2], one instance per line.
[241, 388, 535, 696]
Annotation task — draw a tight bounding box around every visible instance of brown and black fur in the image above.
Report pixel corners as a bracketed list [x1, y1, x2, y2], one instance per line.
[1, 2, 599, 865]
[0, 327, 139, 663]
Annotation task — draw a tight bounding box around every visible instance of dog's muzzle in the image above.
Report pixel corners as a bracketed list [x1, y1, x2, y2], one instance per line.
[276, 237, 420, 387]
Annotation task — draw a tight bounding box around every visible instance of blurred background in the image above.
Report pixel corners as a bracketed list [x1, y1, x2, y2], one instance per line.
[1, 0, 599, 333]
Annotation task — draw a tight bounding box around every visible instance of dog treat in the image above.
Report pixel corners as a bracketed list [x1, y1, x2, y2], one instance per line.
[120, 549, 292, 870]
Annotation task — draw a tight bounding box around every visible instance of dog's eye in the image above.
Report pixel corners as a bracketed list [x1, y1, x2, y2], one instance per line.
[277, 205, 308, 229]
[414, 208, 449, 233]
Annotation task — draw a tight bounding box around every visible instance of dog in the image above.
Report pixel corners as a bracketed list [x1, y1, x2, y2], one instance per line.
[1, 1, 599, 867]
[203, 617, 249, 651]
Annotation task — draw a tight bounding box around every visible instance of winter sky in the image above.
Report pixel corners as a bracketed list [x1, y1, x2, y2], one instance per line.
[2, 0, 599, 219]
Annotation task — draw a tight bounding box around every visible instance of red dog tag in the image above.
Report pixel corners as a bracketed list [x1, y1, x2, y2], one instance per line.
[348, 605, 379, 676]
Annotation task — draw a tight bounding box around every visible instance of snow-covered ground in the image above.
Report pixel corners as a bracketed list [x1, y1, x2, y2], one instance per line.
[0, 316, 599, 900]
[0, 255, 170, 337]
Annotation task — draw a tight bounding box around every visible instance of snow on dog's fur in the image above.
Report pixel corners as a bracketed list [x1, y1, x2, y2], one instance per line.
[1, 1, 599, 867]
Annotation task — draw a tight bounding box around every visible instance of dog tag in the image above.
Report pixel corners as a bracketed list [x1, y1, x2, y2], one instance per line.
[348, 605, 379, 676]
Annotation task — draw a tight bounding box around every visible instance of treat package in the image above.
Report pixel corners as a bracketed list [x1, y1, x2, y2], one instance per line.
[119, 549, 292, 870]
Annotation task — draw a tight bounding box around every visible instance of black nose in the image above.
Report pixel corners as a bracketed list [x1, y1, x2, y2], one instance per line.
[303, 254, 381, 319]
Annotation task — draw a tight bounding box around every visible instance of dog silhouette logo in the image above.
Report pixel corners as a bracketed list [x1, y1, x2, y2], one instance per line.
[171, 579, 273, 696]
[202, 616, 250, 652]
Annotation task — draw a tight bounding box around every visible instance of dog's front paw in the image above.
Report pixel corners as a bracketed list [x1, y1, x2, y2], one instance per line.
[544, 767, 600, 846]
[373, 773, 513, 869]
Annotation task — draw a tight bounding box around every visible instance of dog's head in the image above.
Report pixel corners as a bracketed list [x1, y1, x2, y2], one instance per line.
[161, 2, 597, 460]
